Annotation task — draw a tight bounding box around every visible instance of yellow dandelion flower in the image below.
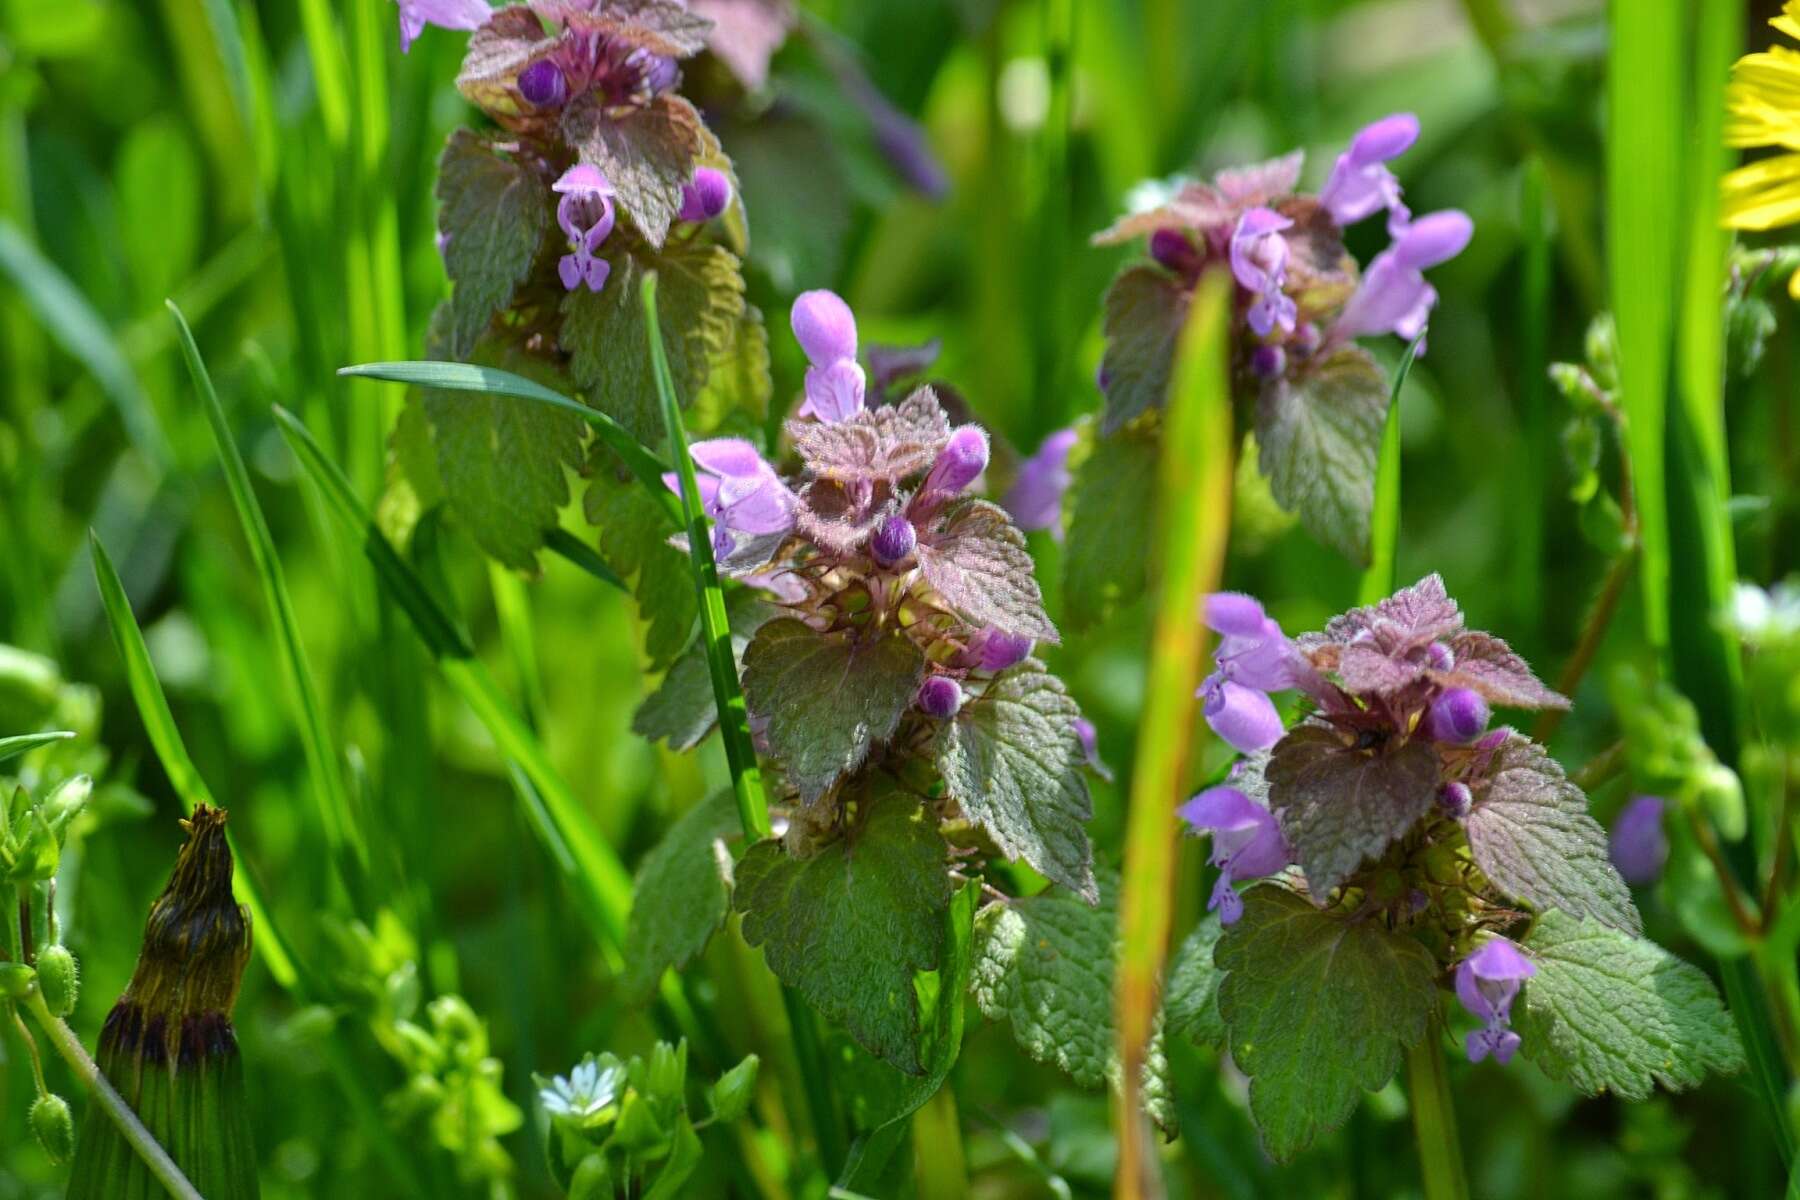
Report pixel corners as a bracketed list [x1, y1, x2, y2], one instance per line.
[1724, 0, 1800, 296]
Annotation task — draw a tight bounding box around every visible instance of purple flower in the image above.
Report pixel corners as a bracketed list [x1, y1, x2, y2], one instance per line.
[803, 359, 867, 423]
[1330, 209, 1472, 347]
[1426, 687, 1491, 744]
[1072, 717, 1113, 782]
[662, 438, 796, 558]
[1319, 113, 1419, 231]
[1178, 786, 1293, 924]
[519, 58, 567, 107]
[1150, 228, 1204, 277]
[678, 167, 732, 223]
[966, 628, 1033, 673]
[1250, 344, 1286, 379]
[917, 675, 963, 719]
[552, 165, 617, 293]
[1609, 795, 1669, 886]
[870, 514, 916, 567]
[919, 426, 990, 501]
[1197, 592, 1295, 754]
[1455, 938, 1534, 1065]
[1003, 428, 1077, 536]
[394, 0, 491, 52]
[791, 290, 867, 423]
[1438, 781, 1473, 819]
[1229, 207, 1297, 338]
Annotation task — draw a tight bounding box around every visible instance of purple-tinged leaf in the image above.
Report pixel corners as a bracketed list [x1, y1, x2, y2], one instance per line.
[1431, 631, 1568, 710]
[455, 6, 557, 117]
[1332, 642, 1426, 695]
[555, 0, 715, 58]
[933, 660, 1096, 901]
[793, 479, 884, 555]
[789, 387, 951, 484]
[1098, 264, 1187, 433]
[1307, 572, 1464, 656]
[1255, 345, 1387, 565]
[692, 0, 793, 89]
[563, 92, 707, 248]
[435, 131, 550, 357]
[740, 619, 923, 804]
[1464, 735, 1640, 933]
[916, 500, 1058, 644]
[1265, 722, 1440, 899]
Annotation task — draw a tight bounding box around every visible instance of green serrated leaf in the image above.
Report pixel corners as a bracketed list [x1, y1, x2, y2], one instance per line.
[436, 131, 549, 357]
[563, 92, 706, 249]
[1266, 723, 1439, 899]
[1216, 885, 1437, 1162]
[1465, 735, 1641, 934]
[1255, 344, 1386, 564]
[1062, 428, 1157, 629]
[691, 306, 772, 432]
[379, 395, 445, 549]
[1164, 915, 1227, 1050]
[916, 499, 1058, 644]
[740, 619, 923, 804]
[418, 331, 584, 571]
[1098, 264, 1187, 433]
[582, 470, 698, 669]
[621, 791, 740, 1000]
[633, 592, 775, 751]
[934, 660, 1094, 901]
[562, 235, 746, 445]
[1518, 910, 1744, 1099]
[734, 784, 950, 1073]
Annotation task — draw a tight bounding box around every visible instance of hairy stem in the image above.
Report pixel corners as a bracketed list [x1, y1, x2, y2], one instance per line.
[1406, 1027, 1471, 1200]
[1683, 808, 1762, 938]
[22, 991, 204, 1200]
[1533, 545, 1637, 743]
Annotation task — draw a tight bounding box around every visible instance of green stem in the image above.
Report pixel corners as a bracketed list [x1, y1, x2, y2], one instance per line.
[783, 984, 846, 1177]
[1406, 1027, 1470, 1200]
[22, 991, 204, 1200]
[911, 1086, 970, 1199]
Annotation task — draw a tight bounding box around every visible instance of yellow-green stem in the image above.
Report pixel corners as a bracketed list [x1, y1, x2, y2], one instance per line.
[1406, 1026, 1470, 1200]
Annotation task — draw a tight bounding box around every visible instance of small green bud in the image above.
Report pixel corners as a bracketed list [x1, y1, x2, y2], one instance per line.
[1584, 313, 1618, 389]
[0, 961, 36, 999]
[709, 1054, 760, 1123]
[30, 1093, 75, 1164]
[1421, 841, 1463, 887]
[36, 944, 78, 1016]
[1695, 763, 1747, 842]
[42, 774, 92, 837]
[567, 1153, 613, 1200]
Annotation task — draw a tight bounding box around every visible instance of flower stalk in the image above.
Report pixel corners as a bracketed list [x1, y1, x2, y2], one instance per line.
[1405, 1027, 1470, 1200]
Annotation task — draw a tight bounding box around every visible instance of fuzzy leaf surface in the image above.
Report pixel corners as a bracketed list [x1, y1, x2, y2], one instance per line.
[1255, 345, 1386, 564]
[1465, 736, 1640, 933]
[634, 592, 775, 750]
[1098, 265, 1186, 433]
[562, 92, 706, 248]
[559, 0, 713, 57]
[1164, 915, 1227, 1050]
[583, 470, 697, 668]
[621, 791, 739, 999]
[562, 233, 745, 445]
[934, 661, 1094, 900]
[1432, 631, 1568, 710]
[1266, 724, 1440, 899]
[435, 131, 549, 358]
[1518, 910, 1743, 1100]
[789, 388, 950, 484]
[740, 620, 923, 804]
[1216, 886, 1437, 1162]
[455, 7, 555, 118]
[734, 789, 950, 1073]
[1062, 429, 1157, 629]
[917, 500, 1058, 643]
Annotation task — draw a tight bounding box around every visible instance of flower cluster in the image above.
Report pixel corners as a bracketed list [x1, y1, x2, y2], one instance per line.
[1180, 575, 1646, 1066]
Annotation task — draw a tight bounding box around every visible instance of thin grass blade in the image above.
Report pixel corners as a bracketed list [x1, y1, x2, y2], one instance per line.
[0, 731, 74, 764]
[1359, 334, 1424, 607]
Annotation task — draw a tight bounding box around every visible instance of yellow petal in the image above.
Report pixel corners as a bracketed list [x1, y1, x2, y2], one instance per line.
[1778, 1, 1800, 41]
[1788, 264, 1800, 300]
[1722, 154, 1800, 230]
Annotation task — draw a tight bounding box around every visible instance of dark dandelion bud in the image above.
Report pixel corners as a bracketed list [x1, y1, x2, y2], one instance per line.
[1250, 343, 1286, 379]
[1438, 781, 1472, 819]
[871, 515, 917, 567]
[30, 1093, 75, 1165]
[36, 944, 78, 1017]
[917, 675, 964, 719]
[518, 58, 567, 107]
[1426, 687, 1490, 744]
[67, 805, 258, 1200]
[1149, 228, 1202, 277]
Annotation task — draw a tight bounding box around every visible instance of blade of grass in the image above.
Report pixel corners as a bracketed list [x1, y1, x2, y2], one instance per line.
[1358, 334, 1424, 606]
[171, 301, 368, 886]
[545, 527, 628, 592]
[269, 404, 635, 956]
[1112, 270, 1234, 1197]
[0, 731, 74, 764]
[0, 222, 173, 471]
[337, 361, 679, 522]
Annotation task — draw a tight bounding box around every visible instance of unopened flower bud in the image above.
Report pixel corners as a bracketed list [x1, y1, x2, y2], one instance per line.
[1291, 322, 1322, 358]
[1250, 344, 1286, 379]
[1426, 687, 1490, 744]
[36, 944, 78, 1017]
[1426, 640, 1455, 671]
[1438, 781, 1472, 819]
[518, 58, 567, 107]
[871, 515, 916, 567]
[0, 962, 34, 999]
[791, 289, 857, 367]
[970, 628, 1033, 673]
[678, 167, 732, 222]
[30, 1094, 74, 1164]
[917, 676, 963, 719]
[1149, 228, 1202, 276]
[922, 426, 989, 498]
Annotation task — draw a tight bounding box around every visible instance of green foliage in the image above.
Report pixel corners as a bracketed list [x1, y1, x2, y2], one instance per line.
[583, 470, 699, 670]
[916, 499, 1059, 643]
[1163, 916, 1227, 1050]
[932, 660, 1096, 901]
[1098, 265, 1186, 433]
[1216, 886, 1437, 1162]
[620, 791, 739, 1000]
[562, 94, 707, 250]
[734, 784, 951, 1072]
[1519, 911, 1745, 1100]
[435, 131, 548, 357]
[632, 591, 774, 751]
[1612, 667, 1747, 841]
[1254, 345, 1387, 564]
[1062, 428, 1156, 629]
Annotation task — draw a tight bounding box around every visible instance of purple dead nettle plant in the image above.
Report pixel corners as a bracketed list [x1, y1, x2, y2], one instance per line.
[1065, 115, 1470, 605]
[1177, 575, 1743, 1161]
